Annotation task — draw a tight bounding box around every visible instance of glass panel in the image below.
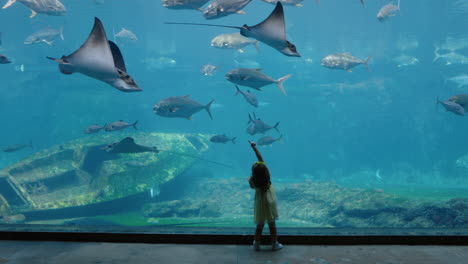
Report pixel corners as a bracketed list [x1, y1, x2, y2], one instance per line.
[1, 0, 467, 235]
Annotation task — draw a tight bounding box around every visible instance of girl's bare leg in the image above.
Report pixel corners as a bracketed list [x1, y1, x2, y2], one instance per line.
[268, 221, 277, 243]
[255, 223, 264, 242]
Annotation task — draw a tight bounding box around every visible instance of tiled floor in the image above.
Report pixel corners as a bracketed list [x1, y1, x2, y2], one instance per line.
[0, 241, 467, 264]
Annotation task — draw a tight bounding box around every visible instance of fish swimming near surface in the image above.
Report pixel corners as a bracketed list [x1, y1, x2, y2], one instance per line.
[162, 0, 210, 11]
[104, 120, 138, 132]
[226, 68, 292, 95]
[201, 64, 217, 76]
[2, 141, 32, 152]
[0, 54, 11, 64]
[102, 137, 159, 154]
[377, 0, 400, 21]
[2, 0, 66, 18]
[257, 135, 282, 146]
[321, 52, 371, 72]
[84, 124, 106, 134]
[247, 112, 280, 135]
[235, 85, 258, 107]
[47, 18, 141, 92]
[262, 0, 303, 7]
[210, 32, 260, 53]
[437, 98, 465, 116]
[24, 25, 64, 46]
[210, 134, 236, 144]
[113, 28, 138, 44]
[165, 2, 300, 57]
[203, 0, 252, 19]
[154, 95, 214, 120]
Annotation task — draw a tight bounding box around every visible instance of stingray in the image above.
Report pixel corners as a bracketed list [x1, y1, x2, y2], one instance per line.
[165, 2, 299, 57]
[103, 137, 159, 154]
[47, 17, 141, 92]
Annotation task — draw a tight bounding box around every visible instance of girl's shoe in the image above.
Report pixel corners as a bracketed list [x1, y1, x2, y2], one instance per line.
[252, 241, 260, 251]
[272, 241, 283, 251]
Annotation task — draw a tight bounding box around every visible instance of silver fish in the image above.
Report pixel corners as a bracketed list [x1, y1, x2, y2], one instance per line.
[392, 54, 419, 68]
[84, 124, 106, 134]
[104, 120, 138, 132]
[162, 0, 210, 11]
[47, 18, 141, 92]
[24, 25, 64, 46]
[235, 85, 258, 107]
[210, 134, 236, 144]
[142, 57, 177, 71]
[153, 95, 214, 120]
[377, 0, 400, 21]
[114, 28, 137, 43]
[210, 32, 260, 53]
[226, 68, 292, 95]
[201, 64, 217, 76]
[437, 98, 465, 116]
[321, 52, 371, 72]
[246, 112, 279, 135]
[447, 75, 468, 88]
[257, 135, 282, 146]
[2, 0, 66, 18]
[203, 0, 252, 20]
[433, 46, 468, 65]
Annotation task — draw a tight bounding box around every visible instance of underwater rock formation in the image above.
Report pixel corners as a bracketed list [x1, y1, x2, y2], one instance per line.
[0, 132, 211, 215]
[143, 200, 221, 218]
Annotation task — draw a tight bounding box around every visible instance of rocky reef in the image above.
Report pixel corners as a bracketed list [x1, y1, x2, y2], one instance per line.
[142, 178, 468, 228]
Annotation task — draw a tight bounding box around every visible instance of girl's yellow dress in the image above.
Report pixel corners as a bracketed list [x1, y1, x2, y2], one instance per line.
[254, 184, 278, 224]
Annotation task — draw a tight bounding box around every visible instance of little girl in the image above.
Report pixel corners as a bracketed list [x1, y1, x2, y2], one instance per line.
[248, 141, 282, 251]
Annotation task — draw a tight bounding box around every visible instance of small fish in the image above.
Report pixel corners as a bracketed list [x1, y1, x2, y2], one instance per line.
[392, 54, 419, 67]
[261, 0, 303, 7]
[235, 85, 258, 107]
[84, 124, 106, 134]
[3, 0, 66, 18]
[104, 120, 138, 132]
[377, 0, 400, 22]
[154, 95, 214, 120]
[437, 98, 465, 116]
[257, 135, 282, 146]
[201, 64, 217, 76]
[2, 141, 33, 152]
[246, 112, 279, 135]
[203, 0, 252, 20]
[210, 134, 236, 144]
[321, 52, 371, 72]
[162, 0, 210, 11]
[447, 75, 468, 88]
[113, 28, 137, 43]
[150, 184, 160, 198]
[433, 46, 468, 65]
[210, 32, 260, 53]
[226, 68, 292, 95]
[24, 25, 64, 46]
[102, 137, 159, 154]
[0, 54, 11, 64]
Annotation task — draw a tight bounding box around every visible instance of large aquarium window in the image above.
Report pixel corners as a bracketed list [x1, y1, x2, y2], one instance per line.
[1, 0, 468, 236]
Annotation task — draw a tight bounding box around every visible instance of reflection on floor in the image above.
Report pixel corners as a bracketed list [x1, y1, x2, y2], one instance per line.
[0, 241, 467, 264]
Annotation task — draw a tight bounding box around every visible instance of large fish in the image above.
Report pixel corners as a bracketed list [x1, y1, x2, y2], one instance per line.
[47, 18, 141, 92]
[437, 98, 465, 116]
[235, 85, 258, 107]
[246, 112, 280, 135]
[210, 32, 260, 53]
[166, 2, 300, 57]
[2, 141, 32, 152]
[162, 0, 210, 11]
[433, 46, 468, 66]
[2, 0, 66, 18]
[449, 94, 468, 109]
[321, 52, 371, 72]
[24, 25, 64, 46]
[226, 68, 292, 95]
[257, 135, 282, 146]
[84, 124, 106, 134]
[203, 0, 252, 19]
[153, 95, 214, 120]
[104, 120, 138, 132]
[103, 137, 159, 154]
[377, 0, 400, 21]
[0, 54, 11, 64]
[210, 134, 236, 144]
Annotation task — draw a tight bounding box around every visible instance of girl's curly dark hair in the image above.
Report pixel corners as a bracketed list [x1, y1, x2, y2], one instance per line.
[251, 162, 271, 192]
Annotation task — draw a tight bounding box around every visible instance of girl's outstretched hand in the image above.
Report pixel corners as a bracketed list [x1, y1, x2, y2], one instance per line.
[248, 140, 256, 148]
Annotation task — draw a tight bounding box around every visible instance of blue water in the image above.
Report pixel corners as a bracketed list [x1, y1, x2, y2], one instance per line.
[1, 0, 468, 224]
